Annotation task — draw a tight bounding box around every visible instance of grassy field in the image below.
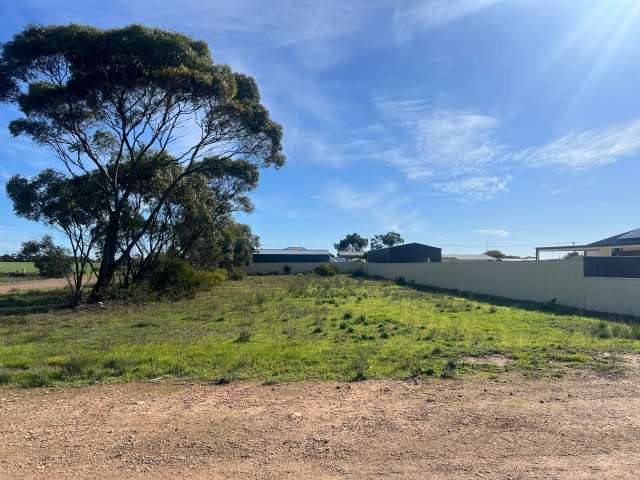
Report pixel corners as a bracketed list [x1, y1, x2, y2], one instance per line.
[0, 262, 40, 284]
[1, 274, 639, 387]
[0, 262, 38, 273]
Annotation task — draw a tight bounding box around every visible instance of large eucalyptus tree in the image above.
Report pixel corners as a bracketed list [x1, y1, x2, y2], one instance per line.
[0, 24, 284, 300]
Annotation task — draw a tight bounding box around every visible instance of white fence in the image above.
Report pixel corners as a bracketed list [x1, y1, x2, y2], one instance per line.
[246, 258, 640, 317]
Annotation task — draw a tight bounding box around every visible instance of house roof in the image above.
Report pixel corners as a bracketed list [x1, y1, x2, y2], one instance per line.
[586, 227, 640, 248]
[256, 248, 331, 256]
[442, 254, 498, 261]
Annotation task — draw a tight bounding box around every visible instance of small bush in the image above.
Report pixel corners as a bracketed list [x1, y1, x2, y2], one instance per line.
[593, 321, 611, 339]
[226, 268, 246, 281]
[441, 359, 458, 378]
[488, 305, 498, 314]
[236, 328, 252, 343]
[148, 256, 225, 299]
[283, 265, 291, 274]
[214, 373, 233, 385]
[314, 264, 338, 277]
[350, 356, 368, 381]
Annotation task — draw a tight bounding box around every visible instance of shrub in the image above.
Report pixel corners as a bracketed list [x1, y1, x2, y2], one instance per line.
[283, 265, 291, 274]
[314, 264, 338, 276]
[235, 328, 252, 343]
[441, 359, 458, 378]
[350, 355, 368, 381]
[593, 320, 611, 339]
[148, 257, 226, 299]
[226, 268, 246, 281]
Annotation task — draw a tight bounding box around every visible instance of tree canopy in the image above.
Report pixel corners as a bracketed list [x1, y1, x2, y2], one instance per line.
[334, 233, 368, 252]
[1, 24, 284, 300]
[483, 250, 506, 259]
[370, 231, 404, 250]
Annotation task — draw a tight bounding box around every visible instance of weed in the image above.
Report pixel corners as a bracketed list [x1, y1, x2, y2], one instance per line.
[350, 355, 368, 382]
[235, 328, 252, 343]
[441, 359, 458, 378]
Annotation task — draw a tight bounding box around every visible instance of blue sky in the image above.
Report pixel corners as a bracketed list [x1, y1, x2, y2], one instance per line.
[2, 0, 640, 257]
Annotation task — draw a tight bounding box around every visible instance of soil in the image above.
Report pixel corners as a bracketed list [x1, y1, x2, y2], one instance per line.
[0, 278, 69, 294]
[2, 366, 640, 479]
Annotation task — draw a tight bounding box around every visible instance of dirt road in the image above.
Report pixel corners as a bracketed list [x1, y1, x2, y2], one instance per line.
[1, 368, 640, 480]
[0, 278, 69, 294]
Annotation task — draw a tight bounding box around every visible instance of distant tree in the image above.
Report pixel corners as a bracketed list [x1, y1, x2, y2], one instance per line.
[19, 235, 71, 280]
[484, 250, 507, 259]
[0, 24, 284, 301]
[7, 170, 101, 304]
[370, 232, 404, 250]
[564, 251, 580, 259]
[334, 233, 368, 252]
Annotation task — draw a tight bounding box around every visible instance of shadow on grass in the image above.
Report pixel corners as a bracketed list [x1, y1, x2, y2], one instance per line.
[0, 289, 71, 316]
[354, 273, 640, 325]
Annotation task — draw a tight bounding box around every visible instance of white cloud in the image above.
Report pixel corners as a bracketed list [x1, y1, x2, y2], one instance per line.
[515, 120, 640, 171]
[323, 181, 428, 233]
[434, 175, 513, 202]
[394, 0, 503, 41]
[374, 94, 640, 200]
[374, 99, 510, 200]
[474, 228, 511, 237]
[376, 101, 506, 178]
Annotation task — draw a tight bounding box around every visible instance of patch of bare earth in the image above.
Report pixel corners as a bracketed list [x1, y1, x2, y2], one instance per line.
[0, 278, 68, 293]
[1, 367, 640, 479]
[463, 354, 514, 367]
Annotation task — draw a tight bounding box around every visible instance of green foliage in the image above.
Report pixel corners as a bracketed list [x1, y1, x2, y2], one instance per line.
[148, 256, 226, 299]
[370, 231, 404, 250]
[334, 233, 368, 253]
[0, 275, 639, 387]
[314, 264, 339, 276]
[19, 236, 71, 278]
[484, 250, 506, 259]
[1, 24, 284, 300]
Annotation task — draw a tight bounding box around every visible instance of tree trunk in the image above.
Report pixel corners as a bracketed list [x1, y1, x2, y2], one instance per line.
[89, 213, 121, 302]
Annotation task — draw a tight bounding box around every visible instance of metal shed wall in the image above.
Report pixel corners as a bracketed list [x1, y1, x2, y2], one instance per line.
[252, 253, 331, 263]
[367, 243, 442, 263]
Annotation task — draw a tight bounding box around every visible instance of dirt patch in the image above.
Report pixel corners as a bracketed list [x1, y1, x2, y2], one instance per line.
[0, 278, 69, 294]
[463, 354, 514, 366]
[1, 371, 640, 479]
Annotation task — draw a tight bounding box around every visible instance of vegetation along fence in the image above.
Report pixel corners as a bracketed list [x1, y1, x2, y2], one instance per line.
[246, 258, 640, 317]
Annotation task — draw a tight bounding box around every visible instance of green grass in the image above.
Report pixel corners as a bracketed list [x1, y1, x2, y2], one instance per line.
[0, 274, 639, 387]
[0, 262, 38, 273]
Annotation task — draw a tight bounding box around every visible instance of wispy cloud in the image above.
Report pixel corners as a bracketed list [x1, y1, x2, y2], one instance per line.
[474, 228, 511, 237]
[376, 101, 505, 178]
[374, 94, 640, 201]
[323, 181, 428, 233]
[515, 119, 640, 171]
[434, 175, 512, 202]
[394, 0, 503, 41]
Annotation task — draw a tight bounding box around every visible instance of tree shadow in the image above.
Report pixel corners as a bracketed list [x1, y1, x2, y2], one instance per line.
[0, 289, 71, 316]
